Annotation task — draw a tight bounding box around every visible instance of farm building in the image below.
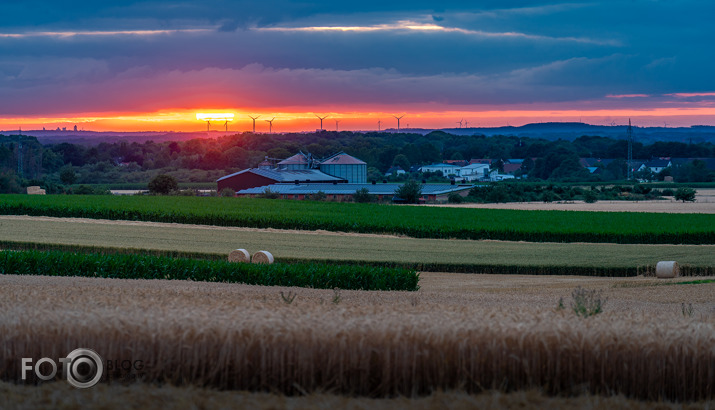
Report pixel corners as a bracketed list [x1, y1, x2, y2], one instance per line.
[217, 151, 368, 191]
[236, 183, 472, 203]
[318, 152, 367, 183]
[458, 163, 490, 181]
[419, 163, 460, 176]
[217, 168, 345, 192]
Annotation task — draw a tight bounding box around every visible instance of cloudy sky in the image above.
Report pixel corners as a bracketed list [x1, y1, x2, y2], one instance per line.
[1, 0, 714, 132]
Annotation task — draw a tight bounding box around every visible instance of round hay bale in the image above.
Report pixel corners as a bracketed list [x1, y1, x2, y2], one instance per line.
[252, 251, 274, 264]
[656, 261, 679, 278]
[228, 249, 250, 263]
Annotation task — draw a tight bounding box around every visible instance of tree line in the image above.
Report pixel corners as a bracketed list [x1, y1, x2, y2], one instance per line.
[1, 130, 714, 193]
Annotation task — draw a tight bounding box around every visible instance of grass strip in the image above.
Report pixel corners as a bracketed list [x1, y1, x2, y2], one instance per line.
[1, 195, 714, 244]
[2, 240, 712, 277]
[0, 249, 419, 291]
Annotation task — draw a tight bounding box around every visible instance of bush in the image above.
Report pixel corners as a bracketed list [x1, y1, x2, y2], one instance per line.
[219, 188, 236, 197]
[570, 287, 606, 317]
[541, 191, 557, 203]
[174, 189, 198, 196]
[311, 191, 326, 201]
[674, 187, 696, 202]
[148, 174, 178, 195]
[661, 188, 674, 196]
[583, 190, 598, 203]
[262, 188, 279, 199]
[447, 192, 464, 204]
[74, 185, 95, 195]
[353, 187, 374, 203]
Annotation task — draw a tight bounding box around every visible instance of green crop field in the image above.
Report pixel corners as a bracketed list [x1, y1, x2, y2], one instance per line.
[2, 217, 713, 276]
[1, 195, 714, 244]
[0, 249, 418, 291]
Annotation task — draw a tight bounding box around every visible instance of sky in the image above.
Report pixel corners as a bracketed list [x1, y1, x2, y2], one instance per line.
[1, 0, 715, 132]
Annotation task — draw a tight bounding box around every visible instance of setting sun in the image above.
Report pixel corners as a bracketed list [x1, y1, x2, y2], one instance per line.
[195, 113, 234, 122]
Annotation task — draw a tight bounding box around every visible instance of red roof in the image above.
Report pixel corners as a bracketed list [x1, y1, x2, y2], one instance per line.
[503, 163, 522, 174]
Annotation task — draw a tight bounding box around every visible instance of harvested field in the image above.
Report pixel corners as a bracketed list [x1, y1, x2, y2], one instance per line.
[1, 216, 713, 275]
[431, 200, 715, 213]
[1, 274, 713, 403]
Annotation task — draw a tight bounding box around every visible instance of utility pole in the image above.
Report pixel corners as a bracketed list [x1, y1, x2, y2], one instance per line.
[17, 129, 24, 178]
[627, 118, 634, 180]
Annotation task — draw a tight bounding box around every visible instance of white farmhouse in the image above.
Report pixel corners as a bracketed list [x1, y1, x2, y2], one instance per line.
[458, 163, 490, 181]
[419, 163, 461, 176]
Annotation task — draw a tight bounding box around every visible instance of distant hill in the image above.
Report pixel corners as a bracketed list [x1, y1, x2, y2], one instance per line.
[394, 122, 715, 144]
[5, 122, 715, 145]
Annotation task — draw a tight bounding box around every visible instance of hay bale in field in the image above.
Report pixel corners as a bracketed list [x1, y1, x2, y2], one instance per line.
[252, 251, 274, 264]
[26, 186, 45, 195]
[656, 261, 679, 278]
[228, 249, 250, 263]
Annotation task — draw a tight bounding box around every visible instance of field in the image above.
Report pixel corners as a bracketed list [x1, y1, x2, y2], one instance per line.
[0, 249, 418, 291]
[1, 273, 713, 407]
[1, 194, 714, 408]
[1, 194, 714, 243]
[1, 216, 714, 276]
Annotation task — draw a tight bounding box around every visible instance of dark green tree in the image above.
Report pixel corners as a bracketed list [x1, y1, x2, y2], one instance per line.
[394, 179, 423, 204]
[59, 166, 77, 185]
[148, 174, 178, 194]
[392, 154, 411, 171]
[674, 187, 696, 202]
[353, 187, 374, 203]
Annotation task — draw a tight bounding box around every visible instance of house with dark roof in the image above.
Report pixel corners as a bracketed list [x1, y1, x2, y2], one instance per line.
[638, 159, 672, 174]
[384, 166, 406, 177]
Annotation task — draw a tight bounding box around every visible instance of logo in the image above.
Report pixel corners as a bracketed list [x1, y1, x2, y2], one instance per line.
[22, 348, 104, 389]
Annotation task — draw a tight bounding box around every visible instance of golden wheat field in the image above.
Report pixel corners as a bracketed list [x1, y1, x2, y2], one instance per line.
[1, 272, 714, 408]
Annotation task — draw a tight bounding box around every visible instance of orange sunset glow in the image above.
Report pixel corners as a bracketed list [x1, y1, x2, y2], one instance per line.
[3, 106, 715, 133]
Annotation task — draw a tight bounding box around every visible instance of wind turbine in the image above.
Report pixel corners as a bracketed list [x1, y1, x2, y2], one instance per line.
[335, 119, 340, 132]
[377, 120, 381, 131]
[316, 114, 328, 131]
[464, 120, 470, 128]
[205, 120, 210, 131]
[664, 121, 669, 128]
[224, 120, 229, 132]
[393, 114, 405, 131]
[248, 115, 260, 133]
[456, 119, 463, 128]
[264, 117, 275, 133]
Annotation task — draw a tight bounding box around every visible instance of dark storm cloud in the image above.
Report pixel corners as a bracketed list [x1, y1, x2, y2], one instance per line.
[1, 0, 714, 115]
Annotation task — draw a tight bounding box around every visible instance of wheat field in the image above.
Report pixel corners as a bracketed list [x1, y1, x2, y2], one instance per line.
[3, 382, 711, 410]
[2, 273, 713, 405]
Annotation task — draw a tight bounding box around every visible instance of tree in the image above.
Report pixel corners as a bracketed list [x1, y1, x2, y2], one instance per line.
[447, 192, 463, 203]
[394, 179, 423, 204]
[583, 189, 598, 203]
[148, 174, 178, 194]
[353, 187, 374, 203]
[674, 187, 696, 202]
[59, 166, 77, 185]
[392, 154, 411, 172]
